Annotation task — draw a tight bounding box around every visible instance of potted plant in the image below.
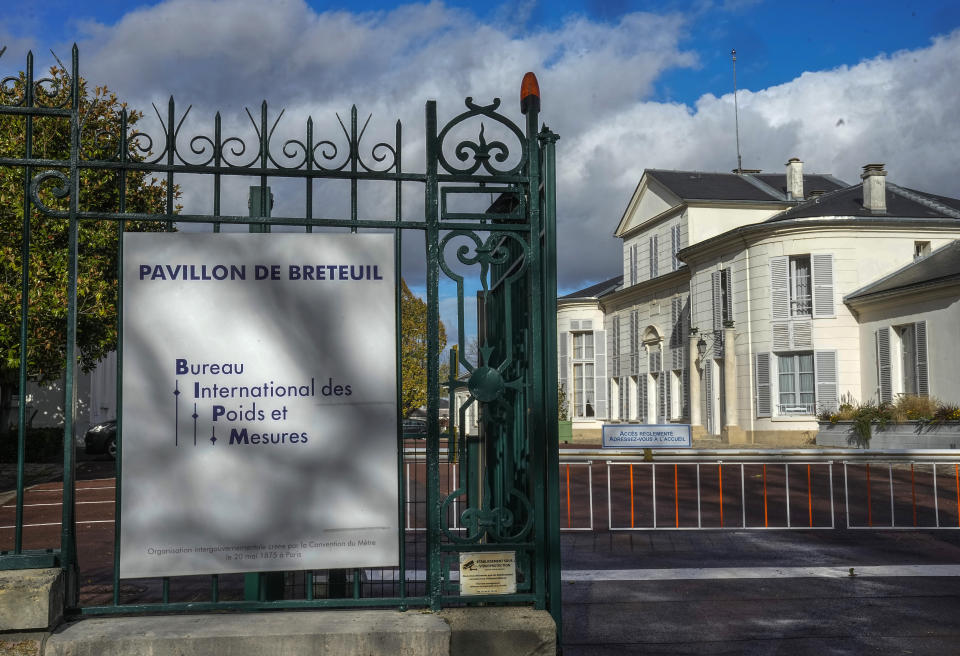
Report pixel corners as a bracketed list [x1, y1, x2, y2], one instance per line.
[558, 383, 573, 444]
[816, 394, 960, 449]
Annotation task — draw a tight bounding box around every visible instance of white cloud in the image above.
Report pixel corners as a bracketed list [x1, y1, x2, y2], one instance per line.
[4, 1, 959, 294]
[556, 28, 960, 289]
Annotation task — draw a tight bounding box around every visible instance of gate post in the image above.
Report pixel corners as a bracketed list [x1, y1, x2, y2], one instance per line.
[539, 121, 562, 632]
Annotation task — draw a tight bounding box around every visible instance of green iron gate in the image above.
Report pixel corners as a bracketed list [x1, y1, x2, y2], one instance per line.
[0, 46, 561, 622]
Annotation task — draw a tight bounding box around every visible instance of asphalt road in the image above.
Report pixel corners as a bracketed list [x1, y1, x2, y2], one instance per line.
[5, 454, 960, 653]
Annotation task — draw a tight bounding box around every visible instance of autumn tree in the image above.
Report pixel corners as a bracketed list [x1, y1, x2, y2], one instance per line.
[0, 65, 175, 425]
[400, 279, 447, 418]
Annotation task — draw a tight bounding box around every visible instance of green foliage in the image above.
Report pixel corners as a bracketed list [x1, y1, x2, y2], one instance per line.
[0, 426, 63, 462]
[0, 66, 176, 392]
[818, 395, 960, 447]
[400, 279, 446, 418]
[558, 383, 569, 421]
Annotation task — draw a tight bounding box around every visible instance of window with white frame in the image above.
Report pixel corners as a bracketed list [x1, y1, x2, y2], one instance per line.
[770, 253, 834, 323]
[572, 331, 596, 418]
[789, 256, 812, 317]
[573, 331, 594, 360]
[877, 322, 929, 401]
[777, 352, 815, 415]
[573, 361, 595, 418]
[755, 350, 837, 418]
[670, 370, 682, 419]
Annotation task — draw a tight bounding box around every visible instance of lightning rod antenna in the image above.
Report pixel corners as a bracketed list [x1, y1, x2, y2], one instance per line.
[732, 48, 743, 174]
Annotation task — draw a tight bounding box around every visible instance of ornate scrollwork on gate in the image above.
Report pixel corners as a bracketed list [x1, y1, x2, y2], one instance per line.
[440, 483, 533, 544]
[436, 97, 526, 176]
[29, 170, 71, 218]
[73, 98, 401, 175]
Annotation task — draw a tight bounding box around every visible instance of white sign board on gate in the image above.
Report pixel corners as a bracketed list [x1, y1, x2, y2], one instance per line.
[120, 233, 397, 578]
[601, 424, 692, 449]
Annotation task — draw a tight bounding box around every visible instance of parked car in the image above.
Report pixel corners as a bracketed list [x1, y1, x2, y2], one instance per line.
[83, 419, 117, 459]
[401, 418, 427, 437]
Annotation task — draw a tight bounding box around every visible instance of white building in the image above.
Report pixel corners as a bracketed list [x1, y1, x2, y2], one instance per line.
[558, 160, 960, 444]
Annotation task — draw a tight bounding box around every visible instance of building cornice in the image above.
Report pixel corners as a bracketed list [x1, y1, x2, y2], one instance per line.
[618, 203, 686, 240]
[843, 274, 960, 309]
[558, 297, 604, 310]
[601, 267, 691, 310]
[678, 216, 960, 265]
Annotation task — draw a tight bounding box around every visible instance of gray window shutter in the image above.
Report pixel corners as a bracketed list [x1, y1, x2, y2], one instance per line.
[671, 225, 680, 271]
[814, 350, 838, 414]
[671, 296, 683, 368]
[638, 375, 647, 423]
[771, 322, 791, 351]
[559, 331, 569, 402]
[876, 327, 892, 403]
[915, 321, 929, 397]
[658, 374, 667, 423]
[649, 235, 659, 278]
[811, 253, 835, 318]
[582, 320, 592, 330]
[631, 244, 638, 285]
[792, 321, 812, 349]
[711, 271, 723, 332]
[614, 317, 622, 377]
[723, 268, 733, 322]
[704, 363, 715, 433]
[770, 256, 789, 320]
[570, 319, 580, 330]
[594, 330, 607, 417]
[755, 352, 772, 418]
[682, 367, 690, 418]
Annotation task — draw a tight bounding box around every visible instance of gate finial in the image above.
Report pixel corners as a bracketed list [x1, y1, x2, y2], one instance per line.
[520, 72, 540, 114]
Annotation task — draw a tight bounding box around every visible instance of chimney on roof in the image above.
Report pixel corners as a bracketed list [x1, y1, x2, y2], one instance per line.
[786, 158, 803, 200]
[861, 163, 887, 213]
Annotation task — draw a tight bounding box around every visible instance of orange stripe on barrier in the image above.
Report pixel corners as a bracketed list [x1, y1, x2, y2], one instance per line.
[867, 463, 872, 528]
[911, 464, 917, 527]
[955, 464, 959, 528]
[718, 464, 724, 528]
[566, 464, 571, 529]
[674, 464, 679, 528]
[762, 464, 768, 528]
[807, 464, 813, 527]
[630, 464, 635, 529]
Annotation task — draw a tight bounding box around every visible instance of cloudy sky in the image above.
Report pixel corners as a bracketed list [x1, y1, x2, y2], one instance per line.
[4, 0, 960, 297]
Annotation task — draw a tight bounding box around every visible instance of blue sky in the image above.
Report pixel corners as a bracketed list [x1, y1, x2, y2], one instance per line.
[4, 0, 960, 300]
[8, 0, 960, 107]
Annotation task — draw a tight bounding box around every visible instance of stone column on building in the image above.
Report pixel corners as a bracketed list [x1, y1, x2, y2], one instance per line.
[721, 321, 748, 444]
[688, 329, 706, 440]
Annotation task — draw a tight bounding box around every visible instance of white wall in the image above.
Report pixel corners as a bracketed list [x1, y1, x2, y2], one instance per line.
[854, 289, 960, 405]
[558, 301, 606, 429]
[690, 224, 960, 436]
[687, 206, 781, 246]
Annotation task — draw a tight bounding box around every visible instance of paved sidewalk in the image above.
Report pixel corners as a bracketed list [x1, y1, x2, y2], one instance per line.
[560, 529, 960, 654]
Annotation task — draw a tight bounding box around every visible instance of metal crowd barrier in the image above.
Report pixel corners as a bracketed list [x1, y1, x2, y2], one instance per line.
[557, 449, 960, 533]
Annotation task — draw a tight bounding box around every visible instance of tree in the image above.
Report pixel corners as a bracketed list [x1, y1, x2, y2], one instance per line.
[400, 279, 447, 418]
[0, 65, 175, 425]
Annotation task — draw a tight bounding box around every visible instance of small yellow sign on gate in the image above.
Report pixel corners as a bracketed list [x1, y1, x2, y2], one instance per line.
[458, 551, 517, 596]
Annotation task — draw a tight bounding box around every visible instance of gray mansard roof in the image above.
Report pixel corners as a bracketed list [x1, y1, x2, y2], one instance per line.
[560, 275, 623, 300]
[767, 183, 960, 222]
[844, 240, 960, 302]
[645, 169, 846, 203]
